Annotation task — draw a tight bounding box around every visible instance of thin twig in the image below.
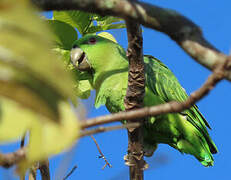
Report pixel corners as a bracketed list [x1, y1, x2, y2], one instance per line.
[80, 123, 140, 137]
[63, 165, 78, 180]
[90, 135, 112, 169]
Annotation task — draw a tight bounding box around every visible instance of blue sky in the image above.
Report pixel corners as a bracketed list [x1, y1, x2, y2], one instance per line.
[1, 0, 231, 179]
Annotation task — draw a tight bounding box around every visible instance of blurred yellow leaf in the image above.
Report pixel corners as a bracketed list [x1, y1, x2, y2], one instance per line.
[0, 0, 80, 173]
[0, 97, 79, 172]
[18, 101, 79, 172]
[0, 0, 75, 120]
[29, 102, 79, 157]
[0, 97, 33, 142]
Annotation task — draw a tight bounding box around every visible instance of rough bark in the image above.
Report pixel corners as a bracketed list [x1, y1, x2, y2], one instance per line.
[124, 20, 146, 180]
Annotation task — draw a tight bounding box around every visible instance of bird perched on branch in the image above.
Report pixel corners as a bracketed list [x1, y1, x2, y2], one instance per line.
[70, 32, 217, 166]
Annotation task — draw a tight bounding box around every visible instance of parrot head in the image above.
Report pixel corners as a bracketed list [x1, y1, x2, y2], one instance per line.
[70, 33, 128, 78]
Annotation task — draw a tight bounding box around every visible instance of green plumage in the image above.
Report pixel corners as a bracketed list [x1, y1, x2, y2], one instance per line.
[71, 34, 218, 166]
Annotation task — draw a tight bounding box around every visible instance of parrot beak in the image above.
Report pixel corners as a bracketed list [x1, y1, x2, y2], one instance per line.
[70, 47, 91, 71]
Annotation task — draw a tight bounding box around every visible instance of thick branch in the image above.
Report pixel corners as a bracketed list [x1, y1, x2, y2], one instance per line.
[31, 0, 231, 80]
[125, 22, 145, 110]
[124, 18, 145, 179]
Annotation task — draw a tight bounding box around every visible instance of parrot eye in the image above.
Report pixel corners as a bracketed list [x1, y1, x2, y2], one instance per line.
[88, 37, 97, 45]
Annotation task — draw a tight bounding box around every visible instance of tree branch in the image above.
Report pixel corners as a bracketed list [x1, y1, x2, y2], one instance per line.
[80, 123, 140, 137]
[0, 147, 26, 168]
[31, 0, 231, 81]
[124, 18, 146, 179]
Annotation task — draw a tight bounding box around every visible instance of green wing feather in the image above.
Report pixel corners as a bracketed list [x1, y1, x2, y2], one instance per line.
[144, 55, 217, 162]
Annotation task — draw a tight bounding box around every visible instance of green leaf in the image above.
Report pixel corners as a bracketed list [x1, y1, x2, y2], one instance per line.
[53, 11, 125, 35]
[47, 20, 77, 50]
[53, 48, 71, 66]
[75, 80, 92, 99]
[94, 15, 124, 25]
[53, 11, 93, 35]
[84, 15, 125, 34]
[86, 23, 126, 34]
[69, 63, 93, 99]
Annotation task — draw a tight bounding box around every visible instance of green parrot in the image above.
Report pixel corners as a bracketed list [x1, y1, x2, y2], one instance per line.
[70, 33, 217, 166]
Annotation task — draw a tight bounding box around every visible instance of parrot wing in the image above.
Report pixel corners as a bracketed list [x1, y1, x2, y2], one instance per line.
[144, 55, 217, 154]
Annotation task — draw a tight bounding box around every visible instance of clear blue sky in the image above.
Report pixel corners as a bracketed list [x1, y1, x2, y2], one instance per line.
[1, 0, 231, 179]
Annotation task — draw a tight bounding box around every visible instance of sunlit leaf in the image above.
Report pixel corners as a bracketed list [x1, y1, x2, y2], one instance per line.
[94, 15, 124, 25]
[86, 23, 126, 34]
[53, 11, 93, 35]
[84, 15, 125, 34]
[98, 32, 118, 43]
[53, 48, 71, 66]
[75, 80, 92, 99]
[47, 20, 77, 50]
